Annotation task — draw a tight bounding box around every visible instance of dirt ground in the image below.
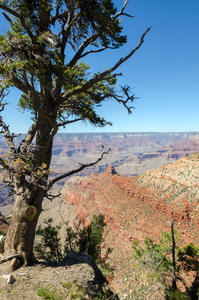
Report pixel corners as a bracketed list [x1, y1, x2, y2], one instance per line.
[0, 250, 120, 300]
[0, 260, 76, 300]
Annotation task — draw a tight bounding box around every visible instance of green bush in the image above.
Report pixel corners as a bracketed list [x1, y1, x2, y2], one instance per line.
[132, 231, 199, 299]
[65, 215, 112, 269]
[35, 214, 112, 275]
[35, 218, 63, 263]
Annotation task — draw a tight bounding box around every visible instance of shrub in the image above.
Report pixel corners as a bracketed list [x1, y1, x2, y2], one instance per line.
[132, 231, 199, 299]
[35, 214, 112, 275]
[65, 215, 112, 268]
[35, 218, 63, 263]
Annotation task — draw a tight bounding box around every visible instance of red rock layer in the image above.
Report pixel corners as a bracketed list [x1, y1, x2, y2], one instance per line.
[64, 153, 199, 295]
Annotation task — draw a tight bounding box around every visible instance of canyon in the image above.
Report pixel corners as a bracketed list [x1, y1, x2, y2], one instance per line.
[1, 132, 199, 184]
[63, 152, 199, 295]
[1, 131, 199, 207]
[50, 132, 199, 178]
[0, 132, 199, 296]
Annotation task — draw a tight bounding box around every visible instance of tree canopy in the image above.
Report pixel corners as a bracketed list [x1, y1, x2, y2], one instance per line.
[0, 0, 149, 130]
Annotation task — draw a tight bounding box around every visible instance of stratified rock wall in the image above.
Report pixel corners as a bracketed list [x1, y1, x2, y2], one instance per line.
[64, 153, 199, 295]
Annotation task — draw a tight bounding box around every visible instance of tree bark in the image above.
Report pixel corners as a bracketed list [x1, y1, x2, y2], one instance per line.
[4, 187, 45, 266]
[171, 213, 177, 291]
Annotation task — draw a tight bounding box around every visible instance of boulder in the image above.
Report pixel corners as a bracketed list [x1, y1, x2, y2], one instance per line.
[60, 252, 119, 299]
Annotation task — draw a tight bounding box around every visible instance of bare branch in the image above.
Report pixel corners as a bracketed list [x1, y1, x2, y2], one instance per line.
[142, 258, 165, 279]
[57, 27, 151, 107]
[79, 46, 110, 59]
[114, 0, 134, 19]
[0, 118, 16, 153]
[0, 254, 21, 264]
[2, 12, 13, 23]
[0, 157, 9, 170]
[57, 117, 83, 127]
[44, 188, 62, 201]
[50, 10, 69, 25]
[60, 11, 78, 56]
[18, 120, 38, 153]
[68, 34, 98, 67]
[107, 27, 151, 73]
[0, 87, 21, 152]
[58, 199, 88, 252]
[10, 76, 30, 95]
[0, 88, 9, 107]
[111, 85, 138, 114]
[156, 250, 170, 269]
[47, 148, 110, 189]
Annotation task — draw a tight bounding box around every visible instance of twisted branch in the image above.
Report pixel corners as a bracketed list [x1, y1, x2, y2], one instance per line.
[47, 148, 110, 190]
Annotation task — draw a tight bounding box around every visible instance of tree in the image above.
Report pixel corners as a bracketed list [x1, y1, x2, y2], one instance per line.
[0, 0, 150, 268]
[132, 215, 199, 299]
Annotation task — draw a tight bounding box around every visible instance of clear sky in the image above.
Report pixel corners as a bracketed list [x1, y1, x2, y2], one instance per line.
[1, 0, 199, 134]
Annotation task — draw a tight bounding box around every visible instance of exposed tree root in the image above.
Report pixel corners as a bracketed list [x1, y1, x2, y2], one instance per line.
[0, 254, 21, 265]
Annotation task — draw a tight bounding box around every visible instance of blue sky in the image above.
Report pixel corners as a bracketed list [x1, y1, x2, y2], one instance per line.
[1, 0, 199, 133]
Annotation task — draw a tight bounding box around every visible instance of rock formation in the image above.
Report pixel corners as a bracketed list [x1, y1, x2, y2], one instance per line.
[60, 251, 119, 299]
[64, 152, 199, 296]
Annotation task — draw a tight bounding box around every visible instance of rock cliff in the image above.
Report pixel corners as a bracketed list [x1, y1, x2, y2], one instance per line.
[0, 213, 9, 232]
[64, 152, 199, 296]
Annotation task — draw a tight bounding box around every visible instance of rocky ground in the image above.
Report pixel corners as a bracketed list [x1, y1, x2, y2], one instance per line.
[0, 252, 118, 300]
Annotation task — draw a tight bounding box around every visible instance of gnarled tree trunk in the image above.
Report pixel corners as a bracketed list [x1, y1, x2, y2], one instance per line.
[4, 110, 55, 267]
[4, 188, 44, 266]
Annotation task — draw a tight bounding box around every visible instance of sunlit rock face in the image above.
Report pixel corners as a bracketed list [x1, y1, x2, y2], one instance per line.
[64, 154, 199, 295]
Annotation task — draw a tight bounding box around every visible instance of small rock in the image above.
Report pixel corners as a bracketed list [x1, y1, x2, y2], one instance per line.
[2, 274, 15, 284]
[120, 295, 128, 300]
